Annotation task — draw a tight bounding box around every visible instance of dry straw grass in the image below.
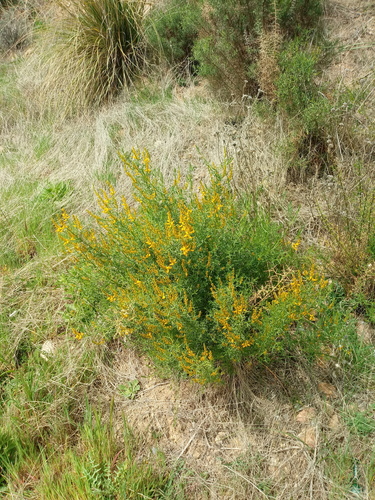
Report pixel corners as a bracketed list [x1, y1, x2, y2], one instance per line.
[2, 77, 288, 219]
[0, 256, 101, 444]
[258, 26, 282, 100]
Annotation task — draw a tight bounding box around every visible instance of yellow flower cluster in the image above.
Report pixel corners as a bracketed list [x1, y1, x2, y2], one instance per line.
[53, 208, 70, 233]
[72, 328, 84, 340]
[246, 265, 333, 357]
[211, 271, 254, 353]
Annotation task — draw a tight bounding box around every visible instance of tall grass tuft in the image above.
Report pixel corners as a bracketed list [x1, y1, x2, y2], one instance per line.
[38, 0, 145, 115]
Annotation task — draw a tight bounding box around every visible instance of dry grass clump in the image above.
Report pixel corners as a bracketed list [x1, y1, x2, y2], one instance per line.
[33, 0, 145, 116]
[258, 26, 283, 100]
[5, 88, 286, 214]
[0, 5, 30, 52]
[2, 57, 288, 231]
[315, 162, 375, 298]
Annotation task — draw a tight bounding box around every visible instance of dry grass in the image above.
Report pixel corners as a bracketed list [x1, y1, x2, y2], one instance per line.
[22, 0, 146, 117]
[0, 257, 102, 451]
[2, 67, 289, 220]
[325, 0, 375, 87]
[0, 5, 30, 52]
[258, 26, 282, 100]
[325, 0, 375, 158]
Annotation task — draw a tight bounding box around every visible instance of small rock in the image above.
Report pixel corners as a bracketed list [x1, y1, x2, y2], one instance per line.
[328, 414, 340, 430]
[296, 407, 317, 423]
[357, 320, 374, 344]
[318, 382, 337, 398]
[298, 427, 318, 448]
[191, 446, 202, 459]
[40, 340, 56, 360]
[214, 432, 228, 445]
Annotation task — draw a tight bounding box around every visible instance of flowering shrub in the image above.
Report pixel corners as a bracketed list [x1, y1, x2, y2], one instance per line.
[249, 267, 348, 361]
[56, 151, 355, 382]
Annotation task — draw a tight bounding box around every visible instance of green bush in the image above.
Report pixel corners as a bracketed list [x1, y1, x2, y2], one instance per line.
[145, 0, 201, 75]
[192, 0, 262, 96]
[275, 38, 334, 180]
[146, 0, 324, 96]
[39, 0, 145, 113]
[276, 39, 320, 116]
[57, 152, 359, 382]
[276, 0, 323, 37]
[276, 37, 333, 131]
[276, 38, 372, 182]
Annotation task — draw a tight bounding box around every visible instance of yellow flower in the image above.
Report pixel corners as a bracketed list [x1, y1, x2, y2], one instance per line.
[180, 242, 192, 256]
[233, 296, 247, 315]
[241, 339, 253, 348]
[132, 148, 140, 160]
[142, 151, 151, 172]
[166, 212, 177, 238]
[178, 206, 194, 240]
[93, 338, 105, 345]
[291, 239, 301, 251]
[54, 208, 70, 233]
[121, 327, 133, 336]
[72, 328, 84, 340]
[251, 308, 262, 325]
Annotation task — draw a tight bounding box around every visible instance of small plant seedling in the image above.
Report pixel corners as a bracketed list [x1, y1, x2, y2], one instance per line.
[39, 181, 72, 202]
[118, 380, 140, 400]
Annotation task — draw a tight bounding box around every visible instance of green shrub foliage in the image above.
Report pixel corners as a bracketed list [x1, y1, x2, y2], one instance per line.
[146, 0, 202, 74]
[147, 0, 324, 95]
[57, 152, 358, 382]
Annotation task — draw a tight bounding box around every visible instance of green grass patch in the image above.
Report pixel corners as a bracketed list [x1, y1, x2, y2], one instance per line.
[0, 180, 71, 269]
[1, 400, 184, 498]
